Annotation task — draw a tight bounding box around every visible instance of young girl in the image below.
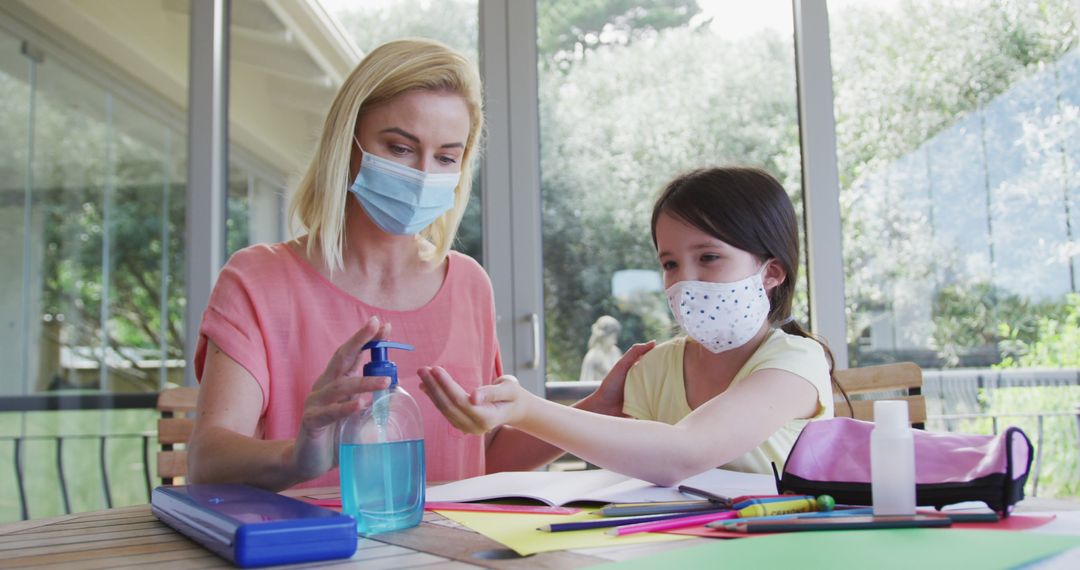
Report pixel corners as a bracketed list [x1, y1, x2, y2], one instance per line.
[418, 167, 843, 486]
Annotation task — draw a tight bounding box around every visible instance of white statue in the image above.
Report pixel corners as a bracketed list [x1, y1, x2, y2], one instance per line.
[578, 315, 623, 382]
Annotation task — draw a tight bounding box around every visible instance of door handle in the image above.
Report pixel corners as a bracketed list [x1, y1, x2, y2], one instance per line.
[526, 313, 540, 369]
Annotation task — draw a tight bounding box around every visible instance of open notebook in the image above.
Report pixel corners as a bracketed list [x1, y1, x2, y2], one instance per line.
[425, 468, 777, 507]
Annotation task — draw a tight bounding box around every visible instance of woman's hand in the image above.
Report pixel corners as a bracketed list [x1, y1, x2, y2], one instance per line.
[418, 367, 531, 434]
[583, 340, 655, 416]
[290, 316, 392, 482]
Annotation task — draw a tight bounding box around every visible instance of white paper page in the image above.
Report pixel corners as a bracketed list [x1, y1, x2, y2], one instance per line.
[588, 468, 777, 504]
[426, 467, 777, 506]
[681, 468, 779, 498]
[426, 469, 632, 506]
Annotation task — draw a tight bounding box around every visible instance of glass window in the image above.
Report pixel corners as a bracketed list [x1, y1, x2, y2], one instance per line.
[0, 2, 189, 519]
[830, 0, 1080, 369]
[537, 0, 802, 381]
[0, 30, 32, 398]
[226, 164, 284, 255]
[324, 0, 483, 262]
[0, 36, 188, 399]
[829, 0, 1080, 498]
[225, 0, 305, 253]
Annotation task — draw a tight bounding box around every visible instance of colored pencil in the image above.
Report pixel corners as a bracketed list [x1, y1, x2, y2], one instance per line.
[706, 507, 874, 528]
[538, 511, 723, 532]
[729, 514, 952, 534]
[606, 510, 738, 536]
[598, 500, 721, 517]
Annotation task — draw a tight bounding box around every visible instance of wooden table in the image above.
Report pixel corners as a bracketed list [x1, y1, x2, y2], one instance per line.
[1, 494, 1077, 569]
[0, 492, 709, 569]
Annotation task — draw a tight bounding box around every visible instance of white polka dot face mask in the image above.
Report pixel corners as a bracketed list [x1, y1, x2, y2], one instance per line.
[666, 266, 771, 354]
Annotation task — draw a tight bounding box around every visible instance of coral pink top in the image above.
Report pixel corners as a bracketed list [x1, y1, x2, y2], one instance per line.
[195, 243, 502, 489]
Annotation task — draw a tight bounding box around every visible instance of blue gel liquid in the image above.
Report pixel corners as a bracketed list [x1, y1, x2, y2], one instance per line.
[339, 439, 425, 535]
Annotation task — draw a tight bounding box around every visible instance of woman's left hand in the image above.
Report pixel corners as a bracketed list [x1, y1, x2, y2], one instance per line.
[418, 367, 529, 434]
[586, 340, 655, 416]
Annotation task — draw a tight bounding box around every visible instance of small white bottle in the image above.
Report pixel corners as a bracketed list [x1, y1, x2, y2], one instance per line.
[870, 400, 916, 516]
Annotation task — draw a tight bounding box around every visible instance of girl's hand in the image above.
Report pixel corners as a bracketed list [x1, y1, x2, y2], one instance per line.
[418, 367, 529, 434]
[291, 316, 391, 482]
[586, 341, 656, 416]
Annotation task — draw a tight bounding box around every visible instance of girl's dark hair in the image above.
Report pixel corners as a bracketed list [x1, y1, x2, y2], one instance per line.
[650, 166, 851, 415]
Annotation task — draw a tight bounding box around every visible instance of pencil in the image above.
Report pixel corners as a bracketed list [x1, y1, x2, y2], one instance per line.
[676, 485, 731, 505]
[538, 510, 725, 532]
[598, 500, 719, 517]
[706, 507, 874, 528]
[729, 514, 952, 534]
[606, 510, 738, 536]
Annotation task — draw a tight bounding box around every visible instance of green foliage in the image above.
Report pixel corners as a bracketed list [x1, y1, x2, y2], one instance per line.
[998, 293, 1080, 368]
[9, 77, 193, 390]
[333, 0, 479, 56]
[929, 282, 1045, 367]
[538, 22, 801, 378]
[943, 385, 1080, 498]
[538, 0, 700, 69]
[833, 0, 1079, 362]
[988, 294, 1080, 499]
[0, 409, 158, 523]
[831, 0, 1077, 188]
[40, 183, 186, 359]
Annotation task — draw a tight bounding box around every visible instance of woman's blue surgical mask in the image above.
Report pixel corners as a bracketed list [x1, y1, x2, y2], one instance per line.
[349, 147, 461, 235]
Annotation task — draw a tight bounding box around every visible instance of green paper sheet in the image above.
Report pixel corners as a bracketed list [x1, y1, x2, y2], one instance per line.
[597, 528, 1080, 570]
[434, 508, 691, 555]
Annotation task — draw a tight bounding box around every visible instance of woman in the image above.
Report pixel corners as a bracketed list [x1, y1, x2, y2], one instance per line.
[188, 39, 643, 491]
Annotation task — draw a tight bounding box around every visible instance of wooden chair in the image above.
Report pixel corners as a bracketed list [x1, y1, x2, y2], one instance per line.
[157, 386, 198, 484]
[833, 362, 926, 428]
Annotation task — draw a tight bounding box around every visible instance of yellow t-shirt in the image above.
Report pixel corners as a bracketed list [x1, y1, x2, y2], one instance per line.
[622, 329, 833, 474]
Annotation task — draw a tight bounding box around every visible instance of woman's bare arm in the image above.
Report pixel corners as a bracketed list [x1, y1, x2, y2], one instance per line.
[188, 318, 391, 490]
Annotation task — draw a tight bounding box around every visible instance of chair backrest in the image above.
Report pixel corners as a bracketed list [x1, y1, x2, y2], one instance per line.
[833, 362, 926, 428]
[157, 386, 198, 484]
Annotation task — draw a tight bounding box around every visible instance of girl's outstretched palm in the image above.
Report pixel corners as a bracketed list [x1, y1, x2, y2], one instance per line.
[418, 367, 529, 434]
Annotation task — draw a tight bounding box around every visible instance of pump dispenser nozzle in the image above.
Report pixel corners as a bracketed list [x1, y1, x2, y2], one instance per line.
[361, 340, 414, 388]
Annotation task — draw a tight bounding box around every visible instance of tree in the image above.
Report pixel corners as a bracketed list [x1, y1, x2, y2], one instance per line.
[831, 0, 1079, 364]
[31, 92, 188, 390]
[538, 0, 701, 69]
[998, 293, 1080, 368]
[333, 0, 478, 57]
[21, 0, 1077, 392]
[538, 23, 800, 378]
[930, 282, 1043, 367]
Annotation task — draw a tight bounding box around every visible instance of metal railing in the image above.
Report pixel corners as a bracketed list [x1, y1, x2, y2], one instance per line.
[1, 393, 159, 521]
[3, 372, 1078, 520]
[4, 432, 156, 521]
[928, 409, 1080, 497]
[545, 377, 1080, 497]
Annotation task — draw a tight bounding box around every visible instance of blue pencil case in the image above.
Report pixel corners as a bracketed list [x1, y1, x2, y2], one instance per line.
[151, 484, 357, 568]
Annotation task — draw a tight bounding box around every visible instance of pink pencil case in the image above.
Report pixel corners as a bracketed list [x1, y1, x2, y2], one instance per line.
[778, 417, 1033, 517]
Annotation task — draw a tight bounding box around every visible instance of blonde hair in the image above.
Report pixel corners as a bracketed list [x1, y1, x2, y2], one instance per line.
[289, 38, 484, 270]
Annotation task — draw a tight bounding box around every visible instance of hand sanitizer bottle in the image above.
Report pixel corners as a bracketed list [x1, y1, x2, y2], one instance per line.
[870, 400, 916, 516]
[339, 340, 425, 535]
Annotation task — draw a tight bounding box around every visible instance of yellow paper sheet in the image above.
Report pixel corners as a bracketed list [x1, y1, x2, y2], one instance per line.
[434, 508, 691, 556]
